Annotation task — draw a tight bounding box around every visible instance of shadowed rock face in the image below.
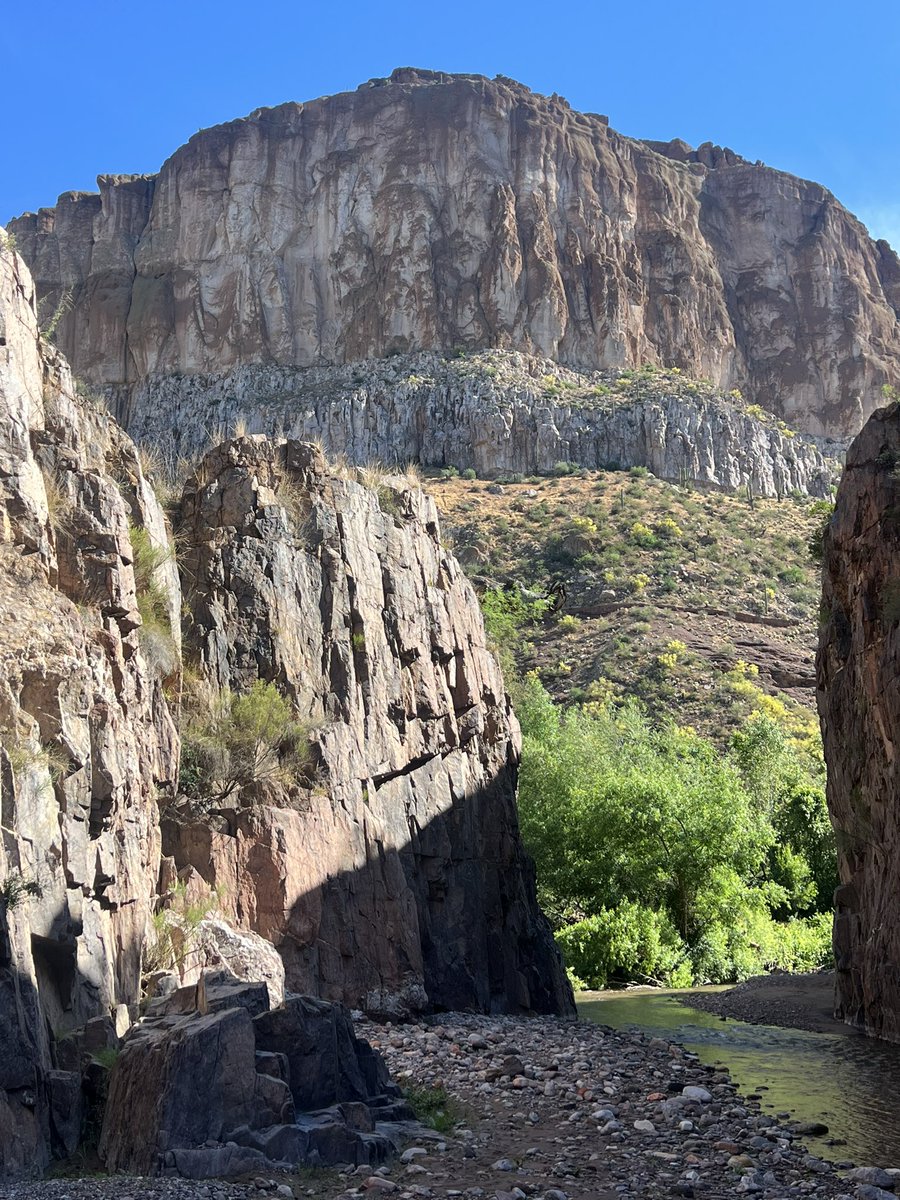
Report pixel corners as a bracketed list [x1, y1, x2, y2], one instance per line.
[9, 68, 900, 438]
[818, 401, 900, 1041]
[167, 436, 573, 1017]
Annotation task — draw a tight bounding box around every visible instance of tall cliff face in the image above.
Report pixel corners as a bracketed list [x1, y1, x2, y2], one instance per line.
[0, 242, 572, 1175]
[0, 238, 179, 1173]
[10, 68, 900, 438]
[165, 436, 571, 1017]
[118, 352, 835, 498]
[818, 401, 900, 1041]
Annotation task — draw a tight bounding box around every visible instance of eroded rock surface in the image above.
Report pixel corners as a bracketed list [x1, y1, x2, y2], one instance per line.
[10, 68, 900, 437]
[165, 435, 572, 1017]
[818, 399, 900, 1042]
[99, 974, 398, 1177]
[118, 352, 835, 497]
[0, 236, 179, 1172]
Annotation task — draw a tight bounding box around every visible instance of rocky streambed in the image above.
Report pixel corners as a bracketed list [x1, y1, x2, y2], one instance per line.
[7, 1011, 891, 1200]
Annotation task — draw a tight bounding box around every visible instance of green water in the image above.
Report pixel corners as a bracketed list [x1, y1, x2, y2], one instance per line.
[579, 989, 900, 1168]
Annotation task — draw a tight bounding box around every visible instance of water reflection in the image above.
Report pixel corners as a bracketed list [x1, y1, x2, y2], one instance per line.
[579, 990, 900, 1168]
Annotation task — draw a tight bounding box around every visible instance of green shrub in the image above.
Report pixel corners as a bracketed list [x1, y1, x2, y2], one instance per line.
[180, 680, 311, 803]
[129, 523, 177, 676]
[555, 903, 692, 989]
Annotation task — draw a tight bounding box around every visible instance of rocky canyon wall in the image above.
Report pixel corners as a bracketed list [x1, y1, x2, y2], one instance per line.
[0, 240, 571, 1175]
[0, 236, 179, 1173]
[818, 399, 900, 1041]
[118, 352, 835, 497]
[166, 434, 571, 1017]
[9, 68, 900, 439]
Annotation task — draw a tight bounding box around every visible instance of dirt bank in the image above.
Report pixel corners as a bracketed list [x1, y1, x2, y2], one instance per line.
[683, 971, 855, 1036]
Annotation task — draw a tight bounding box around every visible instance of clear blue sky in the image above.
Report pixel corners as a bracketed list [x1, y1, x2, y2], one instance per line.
[3, 0, 898, 246]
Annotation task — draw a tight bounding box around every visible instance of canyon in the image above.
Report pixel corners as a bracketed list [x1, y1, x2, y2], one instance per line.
[0, 236, 568, 1178]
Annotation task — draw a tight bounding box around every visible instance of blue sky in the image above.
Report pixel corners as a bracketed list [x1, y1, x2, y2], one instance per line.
[3, 0, 898, 246]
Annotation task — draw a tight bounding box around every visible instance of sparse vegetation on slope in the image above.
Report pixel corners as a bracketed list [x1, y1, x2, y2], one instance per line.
[427, 465, 826, 739]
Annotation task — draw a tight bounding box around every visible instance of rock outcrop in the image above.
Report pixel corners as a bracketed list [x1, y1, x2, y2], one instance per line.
[165, 435, 572, 1017]
[0, 236, 179, 1173]
[10, 68, 900, 437]
[818, 398, 900, 1041]
[100, 973, 399, 1178]
[119, 352, 835, 497]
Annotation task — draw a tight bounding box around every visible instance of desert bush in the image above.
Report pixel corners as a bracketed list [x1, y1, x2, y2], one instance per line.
[179, 680, 312, 803]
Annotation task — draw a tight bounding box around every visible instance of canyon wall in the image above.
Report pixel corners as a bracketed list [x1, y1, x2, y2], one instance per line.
[10, 68, 900, 439]
[818, 399, 900, 1041]
[118, 352, 835, 497]
[0, 239, 571, 1174]
[166, 434, 571, 1017]
[0, 237, 179, 1173]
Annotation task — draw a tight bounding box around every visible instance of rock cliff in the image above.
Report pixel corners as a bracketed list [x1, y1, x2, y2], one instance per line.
[818, 399, 900, 1041]
[10, 68, 900, 438]
[118, 351, 835, 498]
[0, 240, 571, 1176]
[0, 236, 179, 1173]
[165, 434, 571, 1016]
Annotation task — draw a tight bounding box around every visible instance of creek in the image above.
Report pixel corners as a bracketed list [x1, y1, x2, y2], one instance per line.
[579, 988, 900, 1168]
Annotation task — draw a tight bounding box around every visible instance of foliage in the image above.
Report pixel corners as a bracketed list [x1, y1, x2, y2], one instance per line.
[480, 587, 549, 679]
[129, 522, 178, 677]
[179, 679, 312, 803]
[401, 1084, 467, 1133]
[143, 880, 221, 976]
[556, 903, 693, 989]
[516, 674, 836, 985]
[0, 870, 43, 910]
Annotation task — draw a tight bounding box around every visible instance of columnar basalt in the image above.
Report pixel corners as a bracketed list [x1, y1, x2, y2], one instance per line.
[116, 352, 836, 497]
[818, 400, 900, 1041]
[10, 69, 900, 438]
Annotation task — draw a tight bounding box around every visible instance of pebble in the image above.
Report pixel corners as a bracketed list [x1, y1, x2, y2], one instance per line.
[5, 1012, 858, 1200]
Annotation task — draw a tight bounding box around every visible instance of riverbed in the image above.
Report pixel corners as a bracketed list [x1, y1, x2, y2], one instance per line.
[579, 987, 900, 1168]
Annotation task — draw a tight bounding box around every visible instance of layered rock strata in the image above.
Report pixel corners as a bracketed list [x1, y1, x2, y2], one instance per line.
[166, 434, 572, 1017]
[818, 398, 900, 1041]
[118, 352, 835, 497]
[10, 68, 900, 437]
[0, 237, 179, 1173]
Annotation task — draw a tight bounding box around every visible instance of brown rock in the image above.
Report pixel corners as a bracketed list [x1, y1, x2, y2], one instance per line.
[10, 70, 900, 438]
[166, 437, 572, 1017]
[818, 398, 900, 1041]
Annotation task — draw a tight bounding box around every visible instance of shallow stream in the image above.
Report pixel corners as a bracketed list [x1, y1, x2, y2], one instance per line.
[579, 989, 900, 1168]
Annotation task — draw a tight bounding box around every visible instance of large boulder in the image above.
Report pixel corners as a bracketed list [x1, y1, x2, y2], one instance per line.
[99, 975, 398, 1177]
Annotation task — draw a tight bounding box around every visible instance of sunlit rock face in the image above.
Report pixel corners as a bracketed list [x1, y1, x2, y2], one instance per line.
[0, 237, 179, 1174]
[115, 352, 836, 498]
[166, 435, 573, 1019]
[10, 68, 900, 438]
[818, 399, 900, 1042]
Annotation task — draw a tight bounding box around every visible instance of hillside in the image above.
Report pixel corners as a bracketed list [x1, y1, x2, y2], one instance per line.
[425, 465, 827, 740]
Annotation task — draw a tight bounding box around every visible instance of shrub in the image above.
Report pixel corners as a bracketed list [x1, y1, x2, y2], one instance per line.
[180, 680, 312, 803]
[461, 468, 477, 481]
[129, 523, 177, 677]
[0, 871, 42, 910]
[555, 903, 691, 989]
